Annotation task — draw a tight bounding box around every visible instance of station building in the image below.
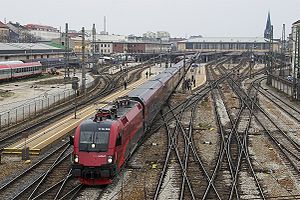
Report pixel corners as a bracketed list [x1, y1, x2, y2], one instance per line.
[0, 43, 65, 61]
[112, 41, 171, 54]
[177, 37, 279, 52]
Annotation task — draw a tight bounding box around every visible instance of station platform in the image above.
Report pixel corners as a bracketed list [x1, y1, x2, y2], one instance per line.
[192, 63, 206, 89]
[180, 63, 206, 92]
[3, 67, 162, 155]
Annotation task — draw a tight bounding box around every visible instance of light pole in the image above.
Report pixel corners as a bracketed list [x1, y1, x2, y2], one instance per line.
[81, 27, 86, 95]
[249, 46, 254, 79]
[169, 44, 173, 68]
[158, 38, 162, 68]
[72, 77, 79, 119]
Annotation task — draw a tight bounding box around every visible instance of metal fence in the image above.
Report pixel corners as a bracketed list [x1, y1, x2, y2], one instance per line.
[0, 78, 97, 131]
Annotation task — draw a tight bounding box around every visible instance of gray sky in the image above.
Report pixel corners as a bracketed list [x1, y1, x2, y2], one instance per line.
[2, 0, 299, 38]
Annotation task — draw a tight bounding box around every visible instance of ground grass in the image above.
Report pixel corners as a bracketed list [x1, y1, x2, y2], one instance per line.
[35, 76, 76, 85]
[0, 74, 57, 86]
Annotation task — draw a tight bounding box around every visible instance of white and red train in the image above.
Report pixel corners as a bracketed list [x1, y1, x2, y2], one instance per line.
[70, 56, 195, 185]
[0, 61, 43, 81]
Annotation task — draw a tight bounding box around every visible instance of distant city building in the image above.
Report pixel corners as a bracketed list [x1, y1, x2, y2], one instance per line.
[177, 37, 279, 52]
[113, 41, 171, 54]
[68, 30, 81, 38]
[264, 12, 272, 39]
[52, 29, 171, 55]
[6, 22, 37, 43]
[25, 24, 60, 41]
[100, 31, 108, 35]
[169, 37, 186, 51]
[189, 35, 203, 39]
[142, 31, 171, 41]
[0, 21, 9, 42]
[143, 31, 156, 39]
[156, 31, 170, 41]
[92, 34, 126, 55]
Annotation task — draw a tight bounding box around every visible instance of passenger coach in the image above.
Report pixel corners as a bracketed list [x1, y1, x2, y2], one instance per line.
[0, 61, 43, 81]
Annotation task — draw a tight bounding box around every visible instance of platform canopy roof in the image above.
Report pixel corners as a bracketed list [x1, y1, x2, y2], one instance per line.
[0, 43, 62, 51]
[181, 37, 270, 43]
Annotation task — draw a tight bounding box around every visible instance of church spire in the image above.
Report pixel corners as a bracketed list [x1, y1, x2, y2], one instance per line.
[264, 11, 272, 39]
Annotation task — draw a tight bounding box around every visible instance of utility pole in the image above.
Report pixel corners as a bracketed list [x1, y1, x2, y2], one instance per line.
[267, 26, 273, 85]
[169, 47, 172, 68]
[280, 24, 286, 77]
[65, 23, 70, 78]
[293, 27, 300, 100]
[249, 46, 254, 78]
[81, 27, 86, 94]
[159, 38, 162, 68]
[92, 23, 96, 69]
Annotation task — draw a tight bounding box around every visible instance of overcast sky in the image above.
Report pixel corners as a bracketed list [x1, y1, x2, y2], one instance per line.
[1, 0, 299, 38]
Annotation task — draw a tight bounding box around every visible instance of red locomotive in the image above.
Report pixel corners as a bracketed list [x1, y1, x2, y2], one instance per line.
[70, 57, 194, 185]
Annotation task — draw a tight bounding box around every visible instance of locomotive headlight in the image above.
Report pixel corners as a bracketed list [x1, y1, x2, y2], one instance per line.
[107, 155, 113, 164]
[74, 155, 79, 163]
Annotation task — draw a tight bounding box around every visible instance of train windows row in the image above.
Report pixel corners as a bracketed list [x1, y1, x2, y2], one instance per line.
[13, 66, 41, 73]
[0, 69, 10, 75]
[0, 66, 41, 74]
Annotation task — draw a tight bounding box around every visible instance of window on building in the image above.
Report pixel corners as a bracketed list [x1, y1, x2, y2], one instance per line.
[104, 44, 107, 47]
[186, 43, 193, 49]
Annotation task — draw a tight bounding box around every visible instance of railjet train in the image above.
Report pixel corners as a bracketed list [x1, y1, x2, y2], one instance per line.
[70, 56, 195, 185]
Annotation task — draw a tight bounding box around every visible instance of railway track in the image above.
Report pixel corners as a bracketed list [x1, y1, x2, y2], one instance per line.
[219, 62, 300, 198]
[86, 56, 300, 199]
[149, 59, 242, 199]
[0, 142, 72, 199]
[0, 65, 146, 149]
[253, 77, 300, 123]
[0, 64, 148, 200]
[216, 63, 266, 199]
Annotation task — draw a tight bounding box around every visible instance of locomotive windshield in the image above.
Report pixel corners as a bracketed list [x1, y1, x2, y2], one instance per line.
[79, 129, 110, 152]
